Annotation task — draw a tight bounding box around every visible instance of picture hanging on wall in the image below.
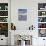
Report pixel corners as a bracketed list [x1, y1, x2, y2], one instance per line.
[18, 9, 27, 21]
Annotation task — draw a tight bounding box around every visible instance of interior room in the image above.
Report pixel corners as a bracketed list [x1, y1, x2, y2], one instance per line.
[0, 0, 46, 46]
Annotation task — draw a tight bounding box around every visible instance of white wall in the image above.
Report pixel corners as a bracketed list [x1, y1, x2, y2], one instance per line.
[11, 0, 38, 30]
[11, 0, 46, 46]
[11, 0, 46, 30]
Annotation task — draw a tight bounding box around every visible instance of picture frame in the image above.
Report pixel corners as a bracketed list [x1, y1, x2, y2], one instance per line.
[18, 9, 27, 21]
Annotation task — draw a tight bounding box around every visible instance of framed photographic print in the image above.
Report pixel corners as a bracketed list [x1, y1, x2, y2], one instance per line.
[18, 9, 27, 21]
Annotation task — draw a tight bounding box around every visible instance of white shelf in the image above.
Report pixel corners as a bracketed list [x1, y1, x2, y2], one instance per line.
[0, 22, 8, 23]
[38, 28, 46, 29]
[38, 16, 46, 17]
[0, 10, 8, 11]
[38, 10, 46, 11]
[0, 16, 8, 17]
[38, 22, 46, 23]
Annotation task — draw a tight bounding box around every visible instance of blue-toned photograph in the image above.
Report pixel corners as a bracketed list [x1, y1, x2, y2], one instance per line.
[18, 9, 27, 21]
[18, 15, 27, 21]
[18, 9, 27, 14]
